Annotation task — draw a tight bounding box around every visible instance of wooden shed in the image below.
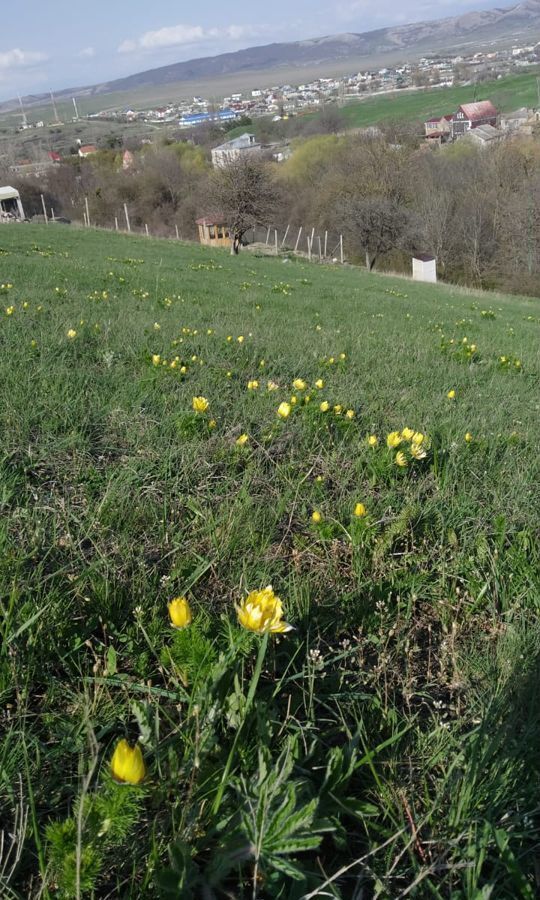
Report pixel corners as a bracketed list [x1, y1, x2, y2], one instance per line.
[196, 215, 231, 248]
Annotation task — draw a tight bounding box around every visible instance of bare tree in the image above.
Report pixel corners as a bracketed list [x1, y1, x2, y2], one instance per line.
[339, 196, 413, 270]
[209, 157, 278, 254]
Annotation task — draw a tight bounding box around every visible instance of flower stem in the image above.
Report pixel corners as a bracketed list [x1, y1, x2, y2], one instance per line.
[212, 631, 269, 815]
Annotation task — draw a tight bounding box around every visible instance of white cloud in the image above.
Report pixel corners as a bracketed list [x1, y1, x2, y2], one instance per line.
[79, 47, 95, 59]
[0, 48, 48, 70]
[118, 23, 268, 54]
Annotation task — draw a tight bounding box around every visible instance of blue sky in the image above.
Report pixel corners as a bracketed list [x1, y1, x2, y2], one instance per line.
[1, 0, 507, 99]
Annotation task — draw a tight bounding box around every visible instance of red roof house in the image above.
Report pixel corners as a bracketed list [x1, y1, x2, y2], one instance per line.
[452, 101, 499, 138]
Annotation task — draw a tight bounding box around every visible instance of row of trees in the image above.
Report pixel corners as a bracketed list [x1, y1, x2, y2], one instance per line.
[4, 129, 540, 295]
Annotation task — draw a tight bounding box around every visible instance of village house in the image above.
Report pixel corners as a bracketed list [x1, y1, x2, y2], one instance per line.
[424, 114, 453, 143]
[78, 144, 98, 158]
[466, 123, 503, 147]
[211, 133, 261, 169]
[451, 100, 499, 139]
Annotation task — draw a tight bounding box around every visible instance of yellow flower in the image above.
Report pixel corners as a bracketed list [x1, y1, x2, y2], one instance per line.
[237, 335, 244, 343]
[226, 371, 232, 378]
[345, 409, 355, 420]
[277, 402, 291, 419]
[339, 353, 346, 360]
[267, 380, 279, 391]
[367, 435, 378, 447]
[401, 428, 414, 441]
[410, 443, 427, 460]
[311, 510, 322, 523]
[387, 431, 401, 448]
[247, 380, 259, 390]
[411, 432, 424, 445]
[333, 405, 342, 415]
[328, 357, 335, 364]
[293, 378, 307, 391]
[192, 396, 209, 413]
[354, 502, 367, 518]
[168, 596, 193, 629]
[236, 585, 292, 634]
[465, 432, 473, 443]
[6, 306, 14, 316]
[67, 328, 77, 339]
[320, 401, 330, 412]
[290, 395, 297, 405]
[110, 739, 146, 785]
[315, 379, 324, 389]
[153, 322, 160, 331]
[395, 451, 408, 467]
[180, 366, 187, 375]
[236, 433, 249, 446]
[208, 419, 217, 429]
[447, 390, 456, 399]
[226, 335, 232, 342]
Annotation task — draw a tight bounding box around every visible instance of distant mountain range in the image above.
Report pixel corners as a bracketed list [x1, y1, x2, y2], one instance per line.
[3, 0, 540, 111]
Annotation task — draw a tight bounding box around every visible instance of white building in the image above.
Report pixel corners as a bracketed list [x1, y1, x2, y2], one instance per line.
[0, 186, 25, 221]
[412, 254, 437, 283]
[211, 133, 261, 169]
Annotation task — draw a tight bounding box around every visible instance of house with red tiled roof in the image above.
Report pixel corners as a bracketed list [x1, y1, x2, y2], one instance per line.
[78, 144, 98, 158]
[451, 101, 499, 139]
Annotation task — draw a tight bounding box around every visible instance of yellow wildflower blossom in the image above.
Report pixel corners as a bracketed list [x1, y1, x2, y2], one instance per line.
[277, 402, 291, 419]
[387, 431, 401, 448]
[395, 451, 408, 467]
[192, 396, 209, 413]
[236, 585, 292, 634]
[168, 596, 192, 629]
[110, 740, 146, 785]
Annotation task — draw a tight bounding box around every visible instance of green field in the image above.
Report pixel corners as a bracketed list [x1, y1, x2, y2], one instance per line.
[1, 224, 540, 898]
[336, 70, 540, 129]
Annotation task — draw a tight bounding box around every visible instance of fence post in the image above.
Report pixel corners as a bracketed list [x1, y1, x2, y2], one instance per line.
[307, 235, 312, 261]
[175, 224, 179, 240]
[324, 231, 328, 258]
[124, 204, 131, 232]
[340, 234, 344, 264]
[51, 208, 55, 221]
[275, 229, 278, 255]
[145, 224, 149, 237]
[85, 196, 90, 227]
[265, 226, 271, 245]
[114, 217, 119, 231]
[294, 226, 302, 252]
[41, 194, 48, 224]
[318, 236, 322, 261]
[281, 224, 290, 247]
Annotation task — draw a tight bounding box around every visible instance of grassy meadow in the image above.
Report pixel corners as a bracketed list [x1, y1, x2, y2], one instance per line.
[1, 224, 540, 898]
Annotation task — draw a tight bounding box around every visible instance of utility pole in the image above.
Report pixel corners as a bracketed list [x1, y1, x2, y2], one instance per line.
[17, 94, 28, 128]
[72, 97, 80, 121]
[50, 90, 60, 124]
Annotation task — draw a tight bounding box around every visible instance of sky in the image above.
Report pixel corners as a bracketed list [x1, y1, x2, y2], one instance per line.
[1, 0, 510, 99]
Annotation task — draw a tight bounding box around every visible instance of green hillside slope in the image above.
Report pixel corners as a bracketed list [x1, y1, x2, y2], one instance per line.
[1, 224, 539, 898]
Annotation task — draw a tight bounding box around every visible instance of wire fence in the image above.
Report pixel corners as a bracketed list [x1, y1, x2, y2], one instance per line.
[38, 193, 347, 265]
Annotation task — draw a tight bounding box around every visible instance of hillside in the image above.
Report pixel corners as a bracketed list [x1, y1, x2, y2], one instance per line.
[2, 0, 540, 112]
[1, 224, 539, 897]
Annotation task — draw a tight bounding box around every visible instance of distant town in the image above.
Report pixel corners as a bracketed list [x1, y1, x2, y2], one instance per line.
[10, 41, 540, 131]
[1, 39, 539, 179]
